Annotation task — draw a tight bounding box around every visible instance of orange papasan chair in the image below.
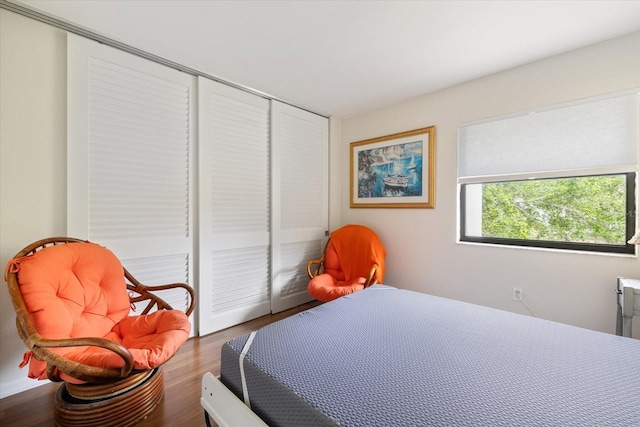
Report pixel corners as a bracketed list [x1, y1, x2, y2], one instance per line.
[4, 237, 195, 427]
[306, 224, 386, 302]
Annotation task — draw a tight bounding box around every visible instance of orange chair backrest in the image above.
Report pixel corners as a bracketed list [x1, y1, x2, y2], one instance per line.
[327, 224, 386, 283]
[15, 242, 130, 341]
[323, 242, 345, 281]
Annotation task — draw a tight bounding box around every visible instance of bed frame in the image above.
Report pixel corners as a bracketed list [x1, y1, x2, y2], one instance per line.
[201, 373, 266, 427]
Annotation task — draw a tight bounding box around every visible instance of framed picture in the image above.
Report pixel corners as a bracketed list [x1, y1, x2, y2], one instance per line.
[350, 126, 435, 208]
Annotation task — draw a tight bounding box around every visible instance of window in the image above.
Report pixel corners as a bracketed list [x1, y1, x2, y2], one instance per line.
[458, 91, 638, 254]
[461, 173, 635, 253]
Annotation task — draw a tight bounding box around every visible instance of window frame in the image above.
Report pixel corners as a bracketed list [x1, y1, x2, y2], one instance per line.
[459, 172, 637, 254]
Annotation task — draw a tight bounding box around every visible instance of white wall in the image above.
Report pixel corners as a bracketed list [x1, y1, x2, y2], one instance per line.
[0, 9, 67, 397]
[341, 32, 640, 338]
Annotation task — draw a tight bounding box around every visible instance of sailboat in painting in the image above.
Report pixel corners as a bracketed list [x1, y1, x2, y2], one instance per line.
[407, 154, 416, 170]
[381, 156, 409, 188]
[382, 174, 409, 188]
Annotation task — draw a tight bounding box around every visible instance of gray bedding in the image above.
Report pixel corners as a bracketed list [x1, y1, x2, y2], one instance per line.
[220, 285, 640, 426]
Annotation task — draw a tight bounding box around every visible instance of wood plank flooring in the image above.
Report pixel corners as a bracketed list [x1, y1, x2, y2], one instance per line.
[0, 301, 320, 427]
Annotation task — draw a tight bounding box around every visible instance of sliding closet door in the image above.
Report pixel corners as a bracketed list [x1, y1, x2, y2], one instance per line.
[198, 78, 271, 335]
[271, 101, 328, 313]
[67, 34, 195, 317]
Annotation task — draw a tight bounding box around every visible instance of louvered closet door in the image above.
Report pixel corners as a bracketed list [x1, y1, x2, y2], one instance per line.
[67, 34, 195, 318]
[198, 78, 271, 335]
[271, 101, 328, 313]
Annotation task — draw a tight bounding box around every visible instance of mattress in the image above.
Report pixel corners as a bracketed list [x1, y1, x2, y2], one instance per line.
[220, 285, 640, 426]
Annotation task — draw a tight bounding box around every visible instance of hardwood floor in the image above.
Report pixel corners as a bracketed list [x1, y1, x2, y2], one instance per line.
[0, 301, 320, 427]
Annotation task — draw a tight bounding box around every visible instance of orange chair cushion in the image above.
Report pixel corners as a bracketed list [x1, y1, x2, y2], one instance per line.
[308, 273, 366, 302]
[17, 243, 131, 340]
[112, 310, 190, 370]
[55, 310, 191, 381]
[15, 242, 190, 381]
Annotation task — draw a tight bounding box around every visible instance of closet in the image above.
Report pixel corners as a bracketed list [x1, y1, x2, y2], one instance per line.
[67, 34, 328, 336]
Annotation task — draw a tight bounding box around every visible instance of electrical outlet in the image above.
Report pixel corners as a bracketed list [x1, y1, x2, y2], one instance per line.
[512, 287, 523, 302]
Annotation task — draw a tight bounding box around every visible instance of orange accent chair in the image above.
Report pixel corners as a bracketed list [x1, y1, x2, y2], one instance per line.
[307, 224, 386, 302]
[4, 237, 195, 427]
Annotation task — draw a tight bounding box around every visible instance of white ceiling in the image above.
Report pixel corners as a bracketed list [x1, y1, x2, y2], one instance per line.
[16, 0, 640, 118]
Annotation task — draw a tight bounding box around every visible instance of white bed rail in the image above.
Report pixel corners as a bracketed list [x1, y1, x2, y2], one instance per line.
[201, 372, 268, 427]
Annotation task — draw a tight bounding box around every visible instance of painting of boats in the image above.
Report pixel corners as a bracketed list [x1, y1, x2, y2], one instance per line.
[358, 140, 423, 198]
[350, 125, 435, 208]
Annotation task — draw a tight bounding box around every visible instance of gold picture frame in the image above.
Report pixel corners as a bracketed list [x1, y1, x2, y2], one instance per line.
[350, 126, 435, 208]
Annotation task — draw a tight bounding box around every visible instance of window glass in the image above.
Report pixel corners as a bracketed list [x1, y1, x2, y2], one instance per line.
[461, 173, 635, 253]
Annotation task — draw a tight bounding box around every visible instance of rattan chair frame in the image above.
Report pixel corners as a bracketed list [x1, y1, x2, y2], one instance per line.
[5, 237, 195, 384]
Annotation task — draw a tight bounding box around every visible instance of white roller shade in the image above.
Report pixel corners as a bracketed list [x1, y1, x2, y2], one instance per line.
[458, 91, 639, 183]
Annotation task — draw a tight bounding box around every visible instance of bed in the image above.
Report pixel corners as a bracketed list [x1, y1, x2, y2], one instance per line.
[201, 285, 640, 426]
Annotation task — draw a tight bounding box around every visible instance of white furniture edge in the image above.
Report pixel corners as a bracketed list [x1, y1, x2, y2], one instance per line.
[201, 372, 268, 427]
[617, 277, 640, 338]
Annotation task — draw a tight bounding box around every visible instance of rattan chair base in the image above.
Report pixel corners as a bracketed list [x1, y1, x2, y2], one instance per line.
[54, 368, 164, 427]
[66, 370, 155, 400]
